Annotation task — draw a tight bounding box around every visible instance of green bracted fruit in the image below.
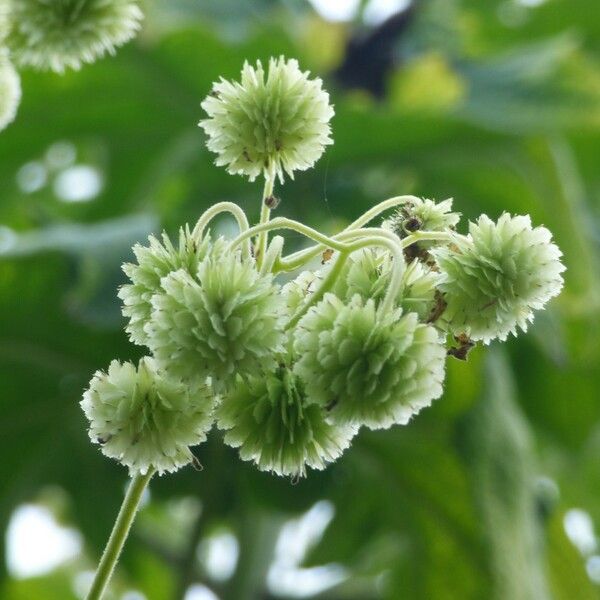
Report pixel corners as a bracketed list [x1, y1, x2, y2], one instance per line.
[118, 227, 210, 346]
[199, 56, 334, 184]
[6, 0, 143, 73]
[433, 213, 565, 343]
[146, 238, 285, 389]
[294, 294, 446, 430]
[81, 357, 215, 475]
[217, 367, 356, 477]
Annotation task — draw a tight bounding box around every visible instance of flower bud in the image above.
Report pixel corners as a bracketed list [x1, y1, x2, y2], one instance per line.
[383, 198, 460, 243]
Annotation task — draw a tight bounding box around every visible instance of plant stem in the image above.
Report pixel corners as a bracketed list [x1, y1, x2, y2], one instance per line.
[345, 195, 420, 230]
[86, 469, 155, 600]
[275, 227, 400, 272]
[401, 230, 455, 247]
[192, 202, 252, 260]
[256, 172, 275, 268]
[229, 217, 357, 255]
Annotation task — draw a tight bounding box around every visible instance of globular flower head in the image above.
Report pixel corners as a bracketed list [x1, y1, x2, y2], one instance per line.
[217, 368, 356, 477]
[6, 0, 143, 73]
[294, 294, 446, 430]
[81, 358, 215, 475]
[118, 226, 210, 346]
[0, 51, 21, 132]
[146, 238, 285, 389]
[383, 198, 460, 252]
[433, 213, 565, 343]
[200, 56, 334, 184]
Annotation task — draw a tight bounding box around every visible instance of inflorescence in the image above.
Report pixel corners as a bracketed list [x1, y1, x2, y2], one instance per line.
[81, 57, 565, 479]
[0, 0, 144, 131]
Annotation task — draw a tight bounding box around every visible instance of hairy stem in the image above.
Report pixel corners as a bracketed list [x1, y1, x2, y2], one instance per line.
[286, 251, 350, 330]
[86, 469, 155, 600]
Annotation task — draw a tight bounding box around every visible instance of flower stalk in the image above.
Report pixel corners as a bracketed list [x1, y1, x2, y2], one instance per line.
[86, 469, 154, 600]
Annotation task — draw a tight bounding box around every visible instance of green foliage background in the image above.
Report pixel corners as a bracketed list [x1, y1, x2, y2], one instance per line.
[1, 1, 599, 598]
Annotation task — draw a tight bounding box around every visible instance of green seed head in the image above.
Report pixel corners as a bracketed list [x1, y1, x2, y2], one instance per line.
[217, 367, 356, 477]
[433, 213, 565, 343]
[293, 294, 446, 430]
[6, 0, 143, 73]
[118, 227, 210, 346]
[146, 238, 285, 389]
[200, 56, 334, 183]
[81, 358, 215, 475]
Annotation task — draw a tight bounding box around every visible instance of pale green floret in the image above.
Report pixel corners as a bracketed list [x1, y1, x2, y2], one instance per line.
[0, 51, 21, 132]
[145, 238, 285, 389]
[6, 0, 143, 73]
[81, 357, 215, 475]
[433, 213, 565, 344]
[118, 227, 209, 346]
[217, 368, 356, 477]
[383, 197, 460, 247]
[199, 56, 334, 184]
[293, 294, 446, 430]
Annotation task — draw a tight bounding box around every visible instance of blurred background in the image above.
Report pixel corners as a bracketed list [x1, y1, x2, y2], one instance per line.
[1, 0, 600, 598]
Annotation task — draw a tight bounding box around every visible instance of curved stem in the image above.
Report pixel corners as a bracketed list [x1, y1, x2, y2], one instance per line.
[274, 195, 417, 271]
[256, 171, 275, 269]
[192, 202, 252, 260]
[275, 227, 400, 273]
[286, 233, 405, 328]
[86, 469, 155, 600]
[346, 195, 420, 230]
[229, 217, 357, 255]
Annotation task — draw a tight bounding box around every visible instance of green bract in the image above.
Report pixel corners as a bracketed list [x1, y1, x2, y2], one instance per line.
[6, 0, 143, 73]
[0, 51, 20, 131]
[118, 227, 209, 346]
[433, 213, 565, 343]
[217, 368, 356, 477]
[145, 238, 285, 388]
[293, 294, 446, 430]
[81, 358, 215, 475]
[199, 56, 334, 183]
